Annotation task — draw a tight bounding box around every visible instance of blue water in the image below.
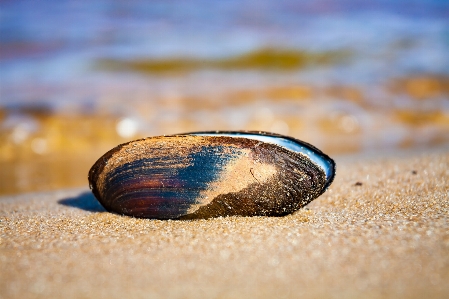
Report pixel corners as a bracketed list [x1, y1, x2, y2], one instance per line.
[0, 0, 448, 151]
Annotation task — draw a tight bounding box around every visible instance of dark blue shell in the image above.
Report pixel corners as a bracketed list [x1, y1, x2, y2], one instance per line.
[88, 131, 335, 219]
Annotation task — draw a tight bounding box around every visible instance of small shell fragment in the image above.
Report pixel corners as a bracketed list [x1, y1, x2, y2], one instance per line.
[88, 131, 336, 219]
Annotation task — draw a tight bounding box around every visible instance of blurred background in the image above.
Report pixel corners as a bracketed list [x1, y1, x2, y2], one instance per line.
[1, 0, 448, 196]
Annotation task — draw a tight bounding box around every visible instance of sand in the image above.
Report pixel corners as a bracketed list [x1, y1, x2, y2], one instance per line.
[1, 148, 448, 299]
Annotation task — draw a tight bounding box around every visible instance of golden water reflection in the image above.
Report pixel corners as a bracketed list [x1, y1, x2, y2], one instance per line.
[1, 74, 448, 196]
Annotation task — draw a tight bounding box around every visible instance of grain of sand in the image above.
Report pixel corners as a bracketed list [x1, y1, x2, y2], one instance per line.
[1, 148, 448, 299]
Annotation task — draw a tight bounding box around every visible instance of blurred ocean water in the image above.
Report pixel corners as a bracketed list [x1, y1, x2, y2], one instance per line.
[1, 1, 448, 92]
[0, 0, 448, 194]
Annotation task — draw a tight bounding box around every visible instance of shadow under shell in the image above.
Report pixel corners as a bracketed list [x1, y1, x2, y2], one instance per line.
[88, 133, 335, 219]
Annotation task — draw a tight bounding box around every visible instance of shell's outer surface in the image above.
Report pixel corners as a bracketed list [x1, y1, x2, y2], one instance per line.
[88, 132, 335, 219]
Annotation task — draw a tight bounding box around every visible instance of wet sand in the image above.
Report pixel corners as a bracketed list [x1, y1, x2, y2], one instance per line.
[1, 147, 448, 299]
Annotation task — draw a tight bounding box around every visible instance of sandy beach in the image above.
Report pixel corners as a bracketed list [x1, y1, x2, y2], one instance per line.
[1, 147, 448, 299]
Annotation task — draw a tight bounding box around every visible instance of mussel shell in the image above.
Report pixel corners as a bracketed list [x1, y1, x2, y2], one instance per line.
[88, 131, 335, 219]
